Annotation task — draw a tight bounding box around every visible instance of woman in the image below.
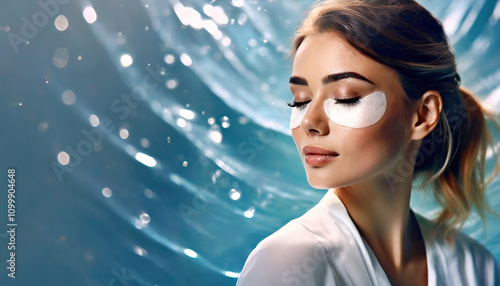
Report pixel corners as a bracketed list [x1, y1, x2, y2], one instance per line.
[237, 0, 500, 285]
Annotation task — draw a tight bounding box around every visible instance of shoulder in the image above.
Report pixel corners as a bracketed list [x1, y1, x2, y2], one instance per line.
[237, 219, 332, 286]
[416, 212, 500, 285]
[450, 231, 500, 284]
[435, 225, 499, 271]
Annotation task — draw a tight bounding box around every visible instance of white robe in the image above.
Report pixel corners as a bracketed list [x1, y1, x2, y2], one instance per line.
[237, 190, 500, 286]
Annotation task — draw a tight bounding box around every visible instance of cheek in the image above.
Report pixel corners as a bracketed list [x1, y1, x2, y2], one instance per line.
[291, 128, 305, 152]
[340, 106, 409, 168]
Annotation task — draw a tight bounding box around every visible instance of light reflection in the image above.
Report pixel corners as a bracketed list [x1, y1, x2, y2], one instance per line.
[238, 14, 247, 25]
[140, 213, 151, 224]
[179, 108, 195, 120]
[174, 4, 203, 29]
[184, 249, 198, 258]
[119, 128, 129, 139]
[140, 138, 151, 148]
[102, 187, 112, 198]
[120, 54, 133, 67]
[225, 271, 240, 278]
[134, 219, 144, 229]
[89, 114, 100, 127]
[204, 5, 229, 25]
[83, 6, 97, 24]
[144, 188, 153, 198]
[203, 19, 222, 39]
[166, 79, 178, 89]
[221, 116, 230, 128]
[209, 125, 222, 143]
[244, 206, 255, 218]
[203, 4, 215, 17]
[182, 161, 188, 167]
[492, 1, 500, 24]
[54, 15, 69, 31]
[221, 37, 231, 47]
[180, 53, 192, 66]
[62, 90, 76, 105]
[57, 151, 70, 165]
[116, 32, 127, 45]
[228, 188, 241, 200]
[53, 47, 69, 68]
[134, 246, 148, 256]
[135, 152, 157, 167]
[176, 118, 186, 128]
[248, 38, 257, 47]
[231, 0, 244, 7]
[164, 54, 175, 64]
[239, 116, 249, 125]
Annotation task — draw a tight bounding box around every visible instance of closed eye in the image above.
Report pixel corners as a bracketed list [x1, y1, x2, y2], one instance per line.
[334, 96, 361, 106]
[287, 100, 311, 110]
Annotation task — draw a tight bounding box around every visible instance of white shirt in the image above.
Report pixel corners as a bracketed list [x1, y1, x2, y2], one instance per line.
[237, 190, 500, 286]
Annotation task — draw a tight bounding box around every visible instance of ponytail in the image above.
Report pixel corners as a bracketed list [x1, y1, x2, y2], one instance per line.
[426, 86, 500, 241]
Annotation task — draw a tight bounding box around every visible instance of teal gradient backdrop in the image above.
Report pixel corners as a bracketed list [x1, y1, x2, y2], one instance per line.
[1, 0, 499, 285]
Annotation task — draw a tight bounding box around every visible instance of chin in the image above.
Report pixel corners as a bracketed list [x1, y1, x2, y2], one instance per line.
[305, 168, 365, 190]
[305, 174, 340, 190]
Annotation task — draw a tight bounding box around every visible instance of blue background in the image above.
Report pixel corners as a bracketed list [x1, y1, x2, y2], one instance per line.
[1, 0, 500, 285]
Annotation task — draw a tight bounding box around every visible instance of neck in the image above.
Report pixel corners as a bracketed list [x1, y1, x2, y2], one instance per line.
[333, 167, 419, 270]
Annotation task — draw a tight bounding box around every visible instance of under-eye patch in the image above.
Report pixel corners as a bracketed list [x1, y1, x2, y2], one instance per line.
[324, 91, 387, 128]
[289, 102, 310, 129]
[288, 91, 387, 130]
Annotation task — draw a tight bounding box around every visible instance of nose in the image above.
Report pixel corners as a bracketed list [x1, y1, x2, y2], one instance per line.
[300, 99, 330, 136]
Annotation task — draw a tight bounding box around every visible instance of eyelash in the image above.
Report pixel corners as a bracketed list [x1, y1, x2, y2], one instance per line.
[334, 96, 361, 106]
[287, 96, 361, 108]
[287, 100, 311, 110]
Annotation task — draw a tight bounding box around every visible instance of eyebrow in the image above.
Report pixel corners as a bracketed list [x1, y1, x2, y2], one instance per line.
[289, 72, 375, 86]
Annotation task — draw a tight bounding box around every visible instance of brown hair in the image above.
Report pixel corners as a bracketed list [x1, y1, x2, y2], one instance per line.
[292, 0, 500, 240]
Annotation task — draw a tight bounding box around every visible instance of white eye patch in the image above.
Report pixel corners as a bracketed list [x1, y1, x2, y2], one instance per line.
[289, 102, 310, 129]
[324, 91, 387, 128]
[288, 91, 387, 130]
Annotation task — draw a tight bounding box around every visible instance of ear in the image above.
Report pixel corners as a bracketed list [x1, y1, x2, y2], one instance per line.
[410, 90, 442, 141]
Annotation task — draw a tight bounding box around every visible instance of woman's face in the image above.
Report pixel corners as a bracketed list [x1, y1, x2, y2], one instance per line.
[290, 32, 414, 189]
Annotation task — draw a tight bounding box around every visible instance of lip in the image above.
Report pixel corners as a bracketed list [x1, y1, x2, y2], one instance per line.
[302, 145, 339, 166]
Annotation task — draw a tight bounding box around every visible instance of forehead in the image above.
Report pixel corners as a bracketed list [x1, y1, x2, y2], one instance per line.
[292, 32, 400, 90]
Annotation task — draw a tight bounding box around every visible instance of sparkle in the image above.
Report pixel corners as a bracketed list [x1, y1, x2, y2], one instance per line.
[89, 114, 100, 127]
[120, 54, 133, 67]
[57, 152, 70, 165]
[102, 187, 112, 198]
[83, 6, 97, 24]
[164, 54, 175, 64]
[119, 128, 129, 139]
[184, 249, 198, 258]
[54, 15, 69, 31]
[140, 213, 150, 224]
[135, 152, 157, 167]
[180, 53, 192, 66]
